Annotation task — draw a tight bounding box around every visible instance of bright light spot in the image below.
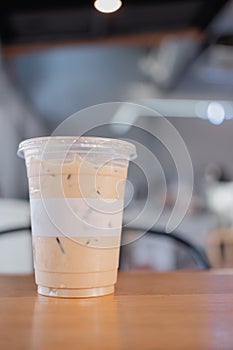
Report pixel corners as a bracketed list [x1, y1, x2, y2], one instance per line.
[94, 0, 122, 13]
[207, 102, 225, 125]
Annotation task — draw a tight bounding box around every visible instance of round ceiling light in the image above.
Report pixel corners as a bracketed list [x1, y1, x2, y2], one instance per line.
[94, 0, 122, 13]
[207, 102, 225, 125]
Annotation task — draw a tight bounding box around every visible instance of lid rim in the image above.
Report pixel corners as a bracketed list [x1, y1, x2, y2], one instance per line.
[17, 136, 137, 160]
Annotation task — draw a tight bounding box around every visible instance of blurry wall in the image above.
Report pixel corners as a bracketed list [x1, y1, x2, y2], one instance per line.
[1, 40, 233, 272]
[8, 46, 147, 123]
[0, 59, 46, 198]
[3, 44, 233, 199]
[169, 117, 233, 180]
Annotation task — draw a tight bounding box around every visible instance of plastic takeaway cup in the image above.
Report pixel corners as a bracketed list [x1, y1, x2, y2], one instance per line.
[17, 136, 136, 298]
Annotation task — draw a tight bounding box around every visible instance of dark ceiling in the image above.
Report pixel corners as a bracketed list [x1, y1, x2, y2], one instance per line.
[0, 0, 229, 45]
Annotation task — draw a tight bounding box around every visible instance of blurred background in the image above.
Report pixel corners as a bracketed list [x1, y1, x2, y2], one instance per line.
[1, 0, 233, 273]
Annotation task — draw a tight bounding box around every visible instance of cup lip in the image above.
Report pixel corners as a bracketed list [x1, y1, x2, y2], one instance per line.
[17, 136, 137, 160]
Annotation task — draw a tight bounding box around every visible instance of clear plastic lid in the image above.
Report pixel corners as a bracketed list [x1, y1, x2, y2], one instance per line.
[17, 136, 137, 161]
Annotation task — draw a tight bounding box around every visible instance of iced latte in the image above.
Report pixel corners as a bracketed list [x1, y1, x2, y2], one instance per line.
[18, 137, 136, 297]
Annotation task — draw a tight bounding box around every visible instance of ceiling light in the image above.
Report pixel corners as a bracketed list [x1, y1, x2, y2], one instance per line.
[94, 0, 122, 13]
[207, 102, 225, 125]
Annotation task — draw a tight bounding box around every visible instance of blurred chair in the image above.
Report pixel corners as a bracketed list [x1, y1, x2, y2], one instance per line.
[120, 228, 211, 271]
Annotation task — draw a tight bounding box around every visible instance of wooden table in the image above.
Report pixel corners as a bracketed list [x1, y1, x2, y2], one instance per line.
[1, 271, 233, 350]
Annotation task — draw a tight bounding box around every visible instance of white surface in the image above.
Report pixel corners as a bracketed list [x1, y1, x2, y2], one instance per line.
[0, 199, 33, 273]
[0, 231, 32, 274]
